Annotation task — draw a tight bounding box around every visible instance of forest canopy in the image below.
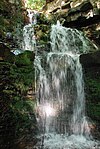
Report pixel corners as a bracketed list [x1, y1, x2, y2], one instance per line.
[26, 0, 46, 10]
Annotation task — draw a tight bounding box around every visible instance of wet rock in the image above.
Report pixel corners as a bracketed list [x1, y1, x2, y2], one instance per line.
[80, 50, 100, 140]
[80, 50, 100, 67]
[63, 1, 100, 28]
[70, 1, 93, 13]
[0, 42, 14, 62]
[42, 0, 100, 47]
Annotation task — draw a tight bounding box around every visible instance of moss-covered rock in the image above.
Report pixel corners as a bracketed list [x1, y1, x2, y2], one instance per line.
[0, 53, 37, 148]
[15, 51, 35, 66]
[83, 65, 100, 139]
[0, 43, 15, 62]
[34, 14, 51, 52]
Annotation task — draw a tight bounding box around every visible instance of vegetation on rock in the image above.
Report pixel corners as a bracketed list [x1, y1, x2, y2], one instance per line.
[0, 51, 37, 148]
[0, 0, 100, 148]
[84, 66, 100, 139]
[0, 0, 25, 40]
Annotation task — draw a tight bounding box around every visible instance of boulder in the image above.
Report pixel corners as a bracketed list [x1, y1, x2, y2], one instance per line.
[63, 1, 100, 28]
[0, 43, 14, 62]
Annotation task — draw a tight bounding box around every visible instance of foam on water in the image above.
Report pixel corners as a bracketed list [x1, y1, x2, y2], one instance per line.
[34, 133, 99, 149]
[34, 22, 100, 149]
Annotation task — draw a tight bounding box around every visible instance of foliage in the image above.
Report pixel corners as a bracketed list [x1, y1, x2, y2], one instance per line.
[86, 78, 100, 102]
[0, 0, 24, 44]
[10, 100, 37, 137]
[0, 53, 37, 147]
[27, 0, 46, 10]
[86, 102, 100, 125]
[85, 75, 100, 124]
[15, 51, 35, 66]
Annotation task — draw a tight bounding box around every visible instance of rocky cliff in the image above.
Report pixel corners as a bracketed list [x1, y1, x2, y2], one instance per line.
[43, 0, 100, 46]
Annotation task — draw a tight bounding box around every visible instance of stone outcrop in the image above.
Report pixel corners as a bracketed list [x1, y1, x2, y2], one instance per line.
[43, 0, 100, 47]
[63, 1, 99, 26]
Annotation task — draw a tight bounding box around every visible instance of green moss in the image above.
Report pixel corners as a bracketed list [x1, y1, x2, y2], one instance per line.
[0, 1, 8, 11]
[10, 66, 35, 95]
[10, 100, 37, 137]
[15, 51, 35, 66]
[27, 0, 45, 10]
[85, 75, 100, 123]
[0, 1, 37, 146]
[87, 103, 100, 121]
[86, 78, 100, 102]
[0, 58, 37, 141]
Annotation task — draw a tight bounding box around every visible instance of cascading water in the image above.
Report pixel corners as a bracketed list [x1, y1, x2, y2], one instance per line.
[22, 9, 37, 51]
[11, 9, 37, 55]
[34, 22, 99, 149]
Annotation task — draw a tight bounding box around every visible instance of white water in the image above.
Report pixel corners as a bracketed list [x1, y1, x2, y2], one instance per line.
[36, 133, 98, 149]
[22, 9, 37, 51]
[34, 22, 100, 149]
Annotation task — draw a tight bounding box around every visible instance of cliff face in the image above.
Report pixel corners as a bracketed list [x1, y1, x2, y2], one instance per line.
[43, 0, 100, 46]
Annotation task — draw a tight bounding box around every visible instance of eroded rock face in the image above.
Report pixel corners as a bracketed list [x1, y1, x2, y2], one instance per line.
[43, 0, 100, 46]
[44, 0, 70, 13]
[63, 1, 100, 28]
[44, 0, 100, 26]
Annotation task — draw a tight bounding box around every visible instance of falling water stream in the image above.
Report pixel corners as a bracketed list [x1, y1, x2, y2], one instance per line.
[22, 9, 37, 51]
[34, 22, 100, 149]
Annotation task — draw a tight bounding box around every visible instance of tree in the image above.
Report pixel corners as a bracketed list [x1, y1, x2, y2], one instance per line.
[27, 0, 46, 10]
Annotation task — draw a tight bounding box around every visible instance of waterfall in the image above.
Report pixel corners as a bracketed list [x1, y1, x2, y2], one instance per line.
[22, 9, 37, 51]
[34, 22, 99, 149]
